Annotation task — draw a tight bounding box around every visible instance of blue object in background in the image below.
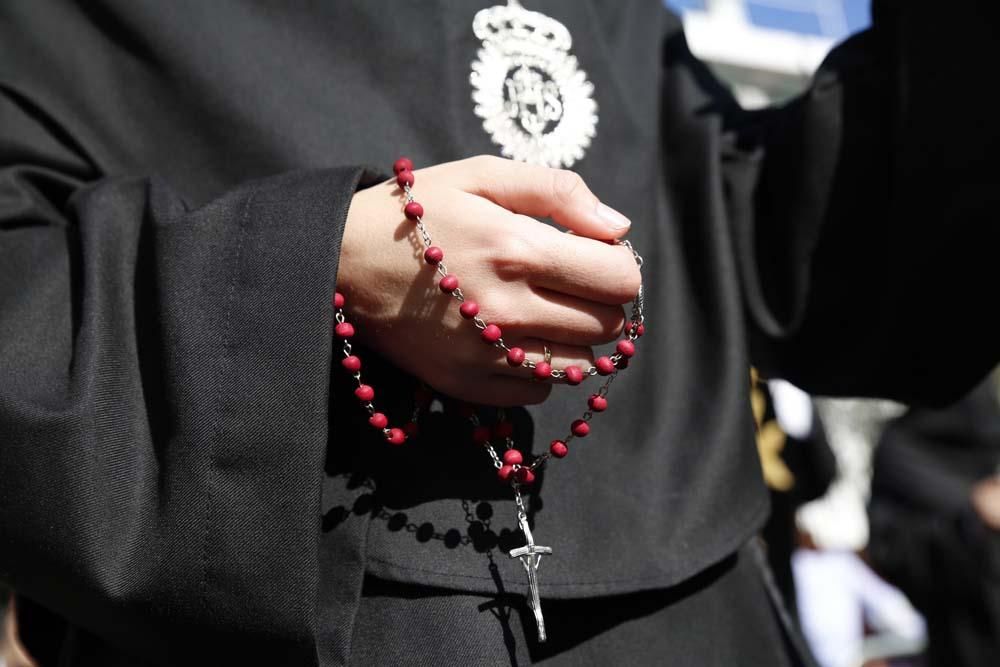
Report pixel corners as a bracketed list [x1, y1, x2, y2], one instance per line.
[665, 0, 871, 42]
[666, 0, 707, 11]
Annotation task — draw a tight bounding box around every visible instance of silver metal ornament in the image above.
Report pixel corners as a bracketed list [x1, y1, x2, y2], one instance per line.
[471, 0, 598, 168]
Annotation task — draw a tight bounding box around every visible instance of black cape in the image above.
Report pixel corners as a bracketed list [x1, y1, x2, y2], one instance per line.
[1, 1, 998, 664]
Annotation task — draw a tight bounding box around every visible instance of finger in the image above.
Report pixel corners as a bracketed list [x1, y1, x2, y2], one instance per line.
[495, 287, 625, 346]
[456, 193, 642, 305]
[493, 339, 594, 381]
[528, 233, 641, 305]
[446, 155, 631, 240]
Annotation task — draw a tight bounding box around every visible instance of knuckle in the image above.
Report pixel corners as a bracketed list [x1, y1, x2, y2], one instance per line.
[502, 311, 532, 332]
[490, 232, 536, 279]
[470, 154, 506, 175]
[575, 308, 624, 344]
[551, 169, 585, 204]
[623, 264, 642, 299]
[599, 307, 628, 340]
[492, 293, 532, 330]
[611, 255, 642, 302]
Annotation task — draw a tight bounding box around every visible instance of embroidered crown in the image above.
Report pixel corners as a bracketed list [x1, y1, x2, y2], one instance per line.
[472, 3, 572, 52]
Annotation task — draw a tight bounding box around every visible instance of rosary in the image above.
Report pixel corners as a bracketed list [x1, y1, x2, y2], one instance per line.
[333, 158, 645, 642]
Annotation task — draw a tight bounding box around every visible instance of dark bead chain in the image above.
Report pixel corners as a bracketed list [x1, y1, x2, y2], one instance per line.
[332, 158, 646, 486]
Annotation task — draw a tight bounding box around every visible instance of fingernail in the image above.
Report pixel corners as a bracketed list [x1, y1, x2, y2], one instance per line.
[596, 202, 631, 231]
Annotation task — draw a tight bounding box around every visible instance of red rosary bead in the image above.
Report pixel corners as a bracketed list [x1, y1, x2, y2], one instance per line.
[506, 347, 526, 366]
[335, 322, 355, 338]
[595, 356, 615, 375]
[459, 301, 479, 319]
[493, 421, 514, 439]
[481, 324, 502, 344]
[424, 246, 444, 264]
[396, 170, 414, 188]
[334, 159, 646, 483]
[393, 157, 413, 174]
[502, 449, 523, 466]
[404, 201, 424, 220]
[550, 440, 569, 458]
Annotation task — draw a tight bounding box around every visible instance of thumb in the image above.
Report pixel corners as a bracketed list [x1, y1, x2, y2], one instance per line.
[453, 155, 632, 239]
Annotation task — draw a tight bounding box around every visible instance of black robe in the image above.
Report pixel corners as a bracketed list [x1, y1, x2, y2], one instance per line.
[1, 1, 998, 664]
[869, 375, 1000, 667]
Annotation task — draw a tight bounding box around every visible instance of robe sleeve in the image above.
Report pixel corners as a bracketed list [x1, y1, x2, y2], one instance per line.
[0, 88, 379, 663]
[723, 1, 1000, 404]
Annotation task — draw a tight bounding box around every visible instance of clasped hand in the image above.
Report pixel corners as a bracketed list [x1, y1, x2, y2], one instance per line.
[338, 156, 641, 406]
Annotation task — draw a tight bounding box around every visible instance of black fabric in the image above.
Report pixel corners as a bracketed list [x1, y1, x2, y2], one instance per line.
[347, 541, 797, 667]
[868, 375, 1000, 667]
[0, 163, 374, 664]
[13, 596, 66, 667]
[0, 1, 998, 665]
[34, 542, 799, 667]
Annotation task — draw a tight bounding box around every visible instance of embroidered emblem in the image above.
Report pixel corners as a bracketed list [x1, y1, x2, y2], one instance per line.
[470, 0, 598, 168]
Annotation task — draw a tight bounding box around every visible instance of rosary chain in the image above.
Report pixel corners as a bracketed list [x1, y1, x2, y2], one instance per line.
[334, 166, 645, 494]
[403, 183, 645, 379]
[400, 178, 645, 479]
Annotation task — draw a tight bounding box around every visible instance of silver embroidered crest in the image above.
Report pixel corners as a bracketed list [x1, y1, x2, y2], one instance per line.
[470, 0, 598, 168]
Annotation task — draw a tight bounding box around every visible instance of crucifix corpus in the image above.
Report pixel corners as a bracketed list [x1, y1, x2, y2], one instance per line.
[508, 510, 552, 642]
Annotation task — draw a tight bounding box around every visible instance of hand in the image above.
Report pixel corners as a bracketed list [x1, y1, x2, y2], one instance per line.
[337, 155, 641, 406]
[971, 476, 1000, 532]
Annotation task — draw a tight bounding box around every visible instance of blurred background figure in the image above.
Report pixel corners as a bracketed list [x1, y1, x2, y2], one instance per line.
[793, 543, 926, 667]
[752, 371, 837, 622]
[868, 369, 1000, 667]
[793, 399, 929, 667]
[753, 373, 926, 667]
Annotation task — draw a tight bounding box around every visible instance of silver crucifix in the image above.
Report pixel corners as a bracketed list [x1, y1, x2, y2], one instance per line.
[508, 510, 552, 642]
